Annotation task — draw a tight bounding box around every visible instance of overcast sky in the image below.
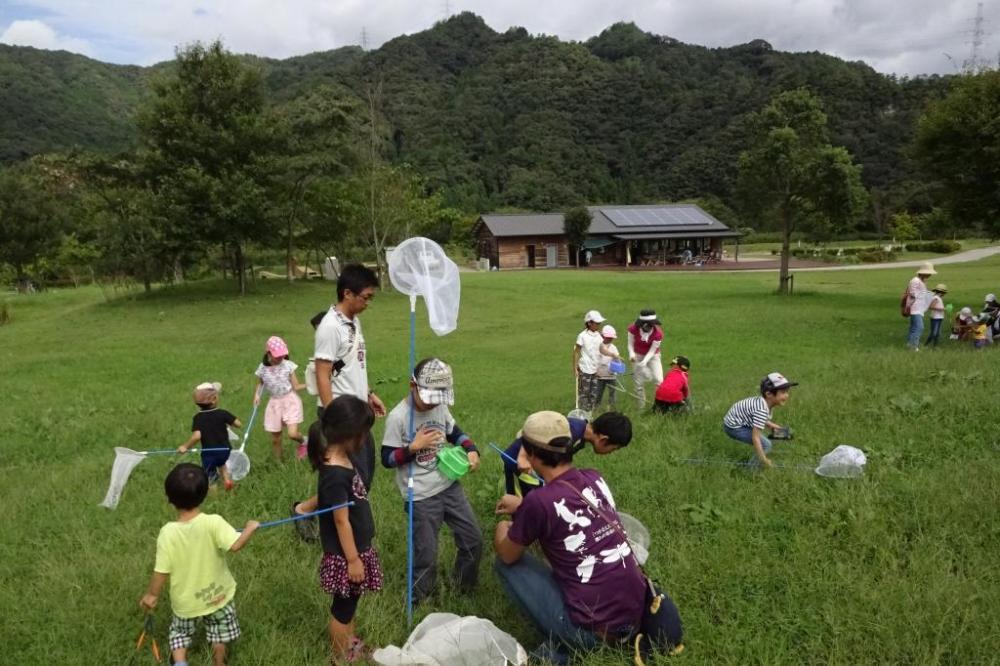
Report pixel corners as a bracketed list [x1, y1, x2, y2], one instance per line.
[1, 0, 997, 76]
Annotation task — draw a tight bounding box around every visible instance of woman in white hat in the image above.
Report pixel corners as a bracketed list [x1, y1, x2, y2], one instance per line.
[902, 262, 936, 351]
[627, 309, 664, 405]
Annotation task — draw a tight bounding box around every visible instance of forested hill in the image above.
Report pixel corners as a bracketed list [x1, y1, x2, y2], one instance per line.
[0, 13, 952, 213]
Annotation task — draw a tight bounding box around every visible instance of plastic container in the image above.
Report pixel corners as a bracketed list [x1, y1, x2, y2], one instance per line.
[609, 359, 626, 375]
[437, 446, 470, 480]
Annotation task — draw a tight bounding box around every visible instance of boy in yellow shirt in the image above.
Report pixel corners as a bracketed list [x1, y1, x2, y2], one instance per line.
[139, 463, 258, 666]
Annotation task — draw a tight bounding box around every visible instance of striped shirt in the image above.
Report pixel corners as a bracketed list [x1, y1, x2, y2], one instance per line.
[723, 396, 770, 429]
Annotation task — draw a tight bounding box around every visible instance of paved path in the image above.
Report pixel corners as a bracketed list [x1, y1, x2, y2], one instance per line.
[730, 245, 1000, 273]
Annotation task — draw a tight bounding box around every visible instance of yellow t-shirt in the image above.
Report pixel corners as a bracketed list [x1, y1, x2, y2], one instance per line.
[154, 513, 240, 618]
[973, 324, 988, 341]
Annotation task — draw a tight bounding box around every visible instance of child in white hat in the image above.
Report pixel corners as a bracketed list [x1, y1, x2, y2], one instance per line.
[573, 310, 605, 412]
[594, 324, 622, 410]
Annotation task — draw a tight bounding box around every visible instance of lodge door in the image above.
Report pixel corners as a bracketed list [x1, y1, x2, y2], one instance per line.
[526, 244, 536, 268]
[546, 245, 558, 267]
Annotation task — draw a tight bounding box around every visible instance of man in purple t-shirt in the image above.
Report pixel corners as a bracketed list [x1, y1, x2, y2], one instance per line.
[494, 411, 645, 663]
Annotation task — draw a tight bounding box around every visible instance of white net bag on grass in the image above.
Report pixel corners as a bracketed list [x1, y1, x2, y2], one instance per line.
[99, 447, 146, 509]
[815, 445, 867, 478]
[388, 237, 461, 336]
[373, 613, 527, 666]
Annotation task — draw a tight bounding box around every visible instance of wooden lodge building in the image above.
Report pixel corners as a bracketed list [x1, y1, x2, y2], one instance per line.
[473, 204, 741, 270]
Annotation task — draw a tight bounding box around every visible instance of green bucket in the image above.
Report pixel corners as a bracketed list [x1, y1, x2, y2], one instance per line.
[437, 446, 470, 481]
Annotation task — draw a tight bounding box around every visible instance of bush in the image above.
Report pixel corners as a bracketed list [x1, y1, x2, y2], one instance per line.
[857, 249, 896, 263]
[904, 240, 961, 253]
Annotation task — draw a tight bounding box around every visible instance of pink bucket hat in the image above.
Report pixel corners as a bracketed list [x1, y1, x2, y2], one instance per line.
[266, 335, 289, 358]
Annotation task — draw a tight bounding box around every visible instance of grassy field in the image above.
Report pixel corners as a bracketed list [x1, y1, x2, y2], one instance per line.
[3, 259, 1000, 665]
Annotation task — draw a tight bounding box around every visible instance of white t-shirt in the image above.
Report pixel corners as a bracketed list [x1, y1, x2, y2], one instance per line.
[382, 399, 457, 501]
[313, 306, 368, 400]
[255, 360, 298, 397]
[575, 329, 603, 375]
[596, 343, 619, 379]
[928, 295, 945, 320]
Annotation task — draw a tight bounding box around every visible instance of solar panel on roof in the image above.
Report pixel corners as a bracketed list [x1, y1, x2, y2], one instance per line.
[603, 206, 713, 228]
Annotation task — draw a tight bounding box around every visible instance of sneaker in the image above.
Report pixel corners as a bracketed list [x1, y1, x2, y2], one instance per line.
[224, 479, 234, 492]
[297, 441, 307, 460]
[291, 503, 319, 544]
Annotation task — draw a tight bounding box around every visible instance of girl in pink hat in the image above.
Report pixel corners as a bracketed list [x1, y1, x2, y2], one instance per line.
[255, 336, 307, 460]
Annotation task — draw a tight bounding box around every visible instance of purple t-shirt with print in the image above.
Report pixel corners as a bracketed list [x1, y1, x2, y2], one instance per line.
[508, 468, 645, 634]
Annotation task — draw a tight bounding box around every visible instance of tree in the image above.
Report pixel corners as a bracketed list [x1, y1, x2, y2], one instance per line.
[737, 89, 866, 294]
[269, 85, 359, 281]
[563, 206, 592, 267]
[915, 71, 1000, 236]
[68, 154, 170, 292]
[137, 40, 276, 294]
[889, 212, 919, 242]
[0, 165, 64, 290]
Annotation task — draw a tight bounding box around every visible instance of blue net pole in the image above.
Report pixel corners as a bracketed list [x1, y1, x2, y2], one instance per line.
[406, 295, 417, 627]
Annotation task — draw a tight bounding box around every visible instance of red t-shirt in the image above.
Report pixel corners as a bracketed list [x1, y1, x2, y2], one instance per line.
[655, 368, 689, 403]
[627, 323, 663, 356]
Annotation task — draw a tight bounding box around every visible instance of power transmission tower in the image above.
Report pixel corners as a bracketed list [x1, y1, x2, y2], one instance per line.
[963, 2, 988, 73]
[443, 0, 451, 17]
[361, 26, 369, 51]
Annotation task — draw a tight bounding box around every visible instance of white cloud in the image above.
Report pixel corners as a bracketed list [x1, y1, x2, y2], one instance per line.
[3, 0, 998, 75]
[0, 19, 94, 57]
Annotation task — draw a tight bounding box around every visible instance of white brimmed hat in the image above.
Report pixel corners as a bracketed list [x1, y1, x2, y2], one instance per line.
[916, 262, 936, 276]
[414, 358, 454, 406]
[584, 310, 605, 324]
[601, 325, 617, 339]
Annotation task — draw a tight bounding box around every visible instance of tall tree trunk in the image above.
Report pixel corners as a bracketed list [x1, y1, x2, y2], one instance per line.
[778, 204, 792, 295]
[235, 242, 246, 295]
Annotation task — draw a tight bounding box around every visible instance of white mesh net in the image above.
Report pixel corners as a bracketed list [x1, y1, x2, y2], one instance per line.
[815, 445, 867, 478]
[373, 613, 527, 665]
[388, 237, 461, 336]
[99, 447, 146, 509]
[619, 511, 650, 565]
[228, 449, 251, 481]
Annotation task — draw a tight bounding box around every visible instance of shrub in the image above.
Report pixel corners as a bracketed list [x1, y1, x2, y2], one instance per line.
[904, 240, 961, 253]
[857, 249, 895, 263]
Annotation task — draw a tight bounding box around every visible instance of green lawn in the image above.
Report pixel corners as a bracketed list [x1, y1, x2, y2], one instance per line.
[3, 261, 1000, 664]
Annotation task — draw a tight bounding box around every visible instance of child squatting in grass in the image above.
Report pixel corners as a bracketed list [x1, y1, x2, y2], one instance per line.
[309, 395, 383, 663]
[177, 382, 241, 491]
[380, 357, 483, 603]
[722, 372, 797, 468]
[652, 355, 692, 413]
[139, 463, 259, 666]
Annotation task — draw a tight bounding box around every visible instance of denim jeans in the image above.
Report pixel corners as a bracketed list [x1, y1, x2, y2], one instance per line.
[925, 318, 943, 347]
[907, 314, 925, 348]
[494, 554, 600, 664]
[723, 425, 772, 457]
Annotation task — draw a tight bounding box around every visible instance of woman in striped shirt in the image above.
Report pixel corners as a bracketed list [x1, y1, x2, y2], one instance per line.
[722, 373, 797, 467]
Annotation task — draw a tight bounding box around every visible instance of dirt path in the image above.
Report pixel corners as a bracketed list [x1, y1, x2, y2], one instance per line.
[724, 245, 1000, 273]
